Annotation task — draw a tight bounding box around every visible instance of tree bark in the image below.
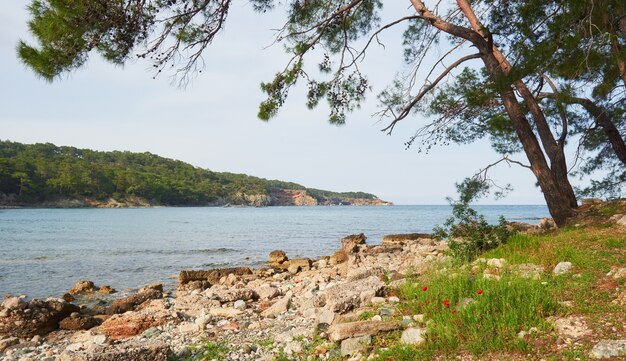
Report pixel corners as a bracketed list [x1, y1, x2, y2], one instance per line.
[455, 0, 578, 209]
[409, 0, 575, 225]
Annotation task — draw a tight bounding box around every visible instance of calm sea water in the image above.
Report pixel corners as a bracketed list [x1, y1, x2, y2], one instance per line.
[0, 205, 548, 298]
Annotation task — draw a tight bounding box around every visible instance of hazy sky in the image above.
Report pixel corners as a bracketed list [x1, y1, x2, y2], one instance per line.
[0, 1, 558, 205]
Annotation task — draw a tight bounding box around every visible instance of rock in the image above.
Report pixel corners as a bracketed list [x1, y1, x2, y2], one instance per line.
[59, 315, 98, 330]
[317, 309, 335, 326]
[100, 310, 171, 339]
[268, 250, 288, 264]
[328, 320, 401, 341]
[371, 297, 385, 304]
[178, 322, 200, 333]
[284, 341, 303, 355]
[614, 215, 626, 226]
[553, 262, 573, 275]
[208, 307, 243, 318]
[194, 314, 212, 328]
[138, 283, 163, 293]
[379, 308, 394, 317]
[0, 337, 19, 352]
[98, 285, 116, 295]
[340, 335, 371, 356]
[330, 250, 348, 265]
[582, 198, 603, 207]
[371, 315, 382, 322]
[106, 289, 162, 315]
[322, 276, 386, 313]
[62, 293, 76, 302]
[0, 298, 79, 338]
[177, 267, 252, 290]
[210, 288, 255, 303]
[590, 339, 626, 359]
[1, 296, 27, 310]
[233, 300, 246, 310]
[551, 316, 591, 338]
[486, 258, 506, 268]
[341, 233, 367, 253]
[388, 296, 400, 303]
[539, 218, 557, 231]
[288, 258, 312, 271]
[382, 233, 434, 245]
[607, 267, 626, 280]
[514, 263, 544, 280]
[288, 264, 301, 274]
[400, 327, 427, 345]
[69, 280, 97, 295]
[261, 291, 292, 318]
[254, 285, 280, 300]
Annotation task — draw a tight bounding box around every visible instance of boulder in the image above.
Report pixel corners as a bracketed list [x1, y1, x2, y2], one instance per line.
[69, 280, 97, 295]
[98, 285, 116, 295]
[0, 298, 80, 338]
[269, 250, 288, 265]
[178, 267, 252, 290]
[0, 337, 19, 352]
[341, 233, 367, 253]
[288, 258, 312, 271]
[328, 320, 401, 341]
[138, 283, 163, 293]
[106, 289, 162, 315]
[382, 233, 434, 245]
[321, 276, 386, 313]
[59, 314, 99, 330]
[329, 250, 348, 265]
[100, 310, 172, 339]
[1, 296, 27, 311]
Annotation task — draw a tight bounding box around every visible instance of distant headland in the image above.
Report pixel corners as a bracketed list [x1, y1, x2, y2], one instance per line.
[0, 140, 391, 208]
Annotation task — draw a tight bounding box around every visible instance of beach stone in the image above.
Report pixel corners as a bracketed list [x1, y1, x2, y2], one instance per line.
[254, 285, 280, 300]
[322, 276, 386, 313]
[284, 341, 302, 355]
[98, 285, 116, 295]
[233, 300, 246, 310]
[138, 283, 163, 293]
[1, 296, 27, 311]
[317, 309, 335, 326]
[59, 315, 98, 331]
[590, 339, 626, 359]
[0, 337, 19, 352]
[106, 289, 162, 315]
[211, 288, 255, 303]
[268, 250, 288, 264]
[209, 307, 242, 318]
[69, 280, 97, 295]
[330, 250, 348, 265]
[289, 258, 312, 271]
[100, 310, 171, 339]
[288, 264, 301, 274]
[382, 233, 433, 245]
[340, 335, 371, 356]
[328, 320, 401, 341]
[178, 267, 252, 289]
[341, 233, 367, 253]
[553, 262, 573, 275]
[400, 327, 427, 345]
[178, 322, 199, 333]
[0, 298, 79, 338]
[261, 291, 292, 318]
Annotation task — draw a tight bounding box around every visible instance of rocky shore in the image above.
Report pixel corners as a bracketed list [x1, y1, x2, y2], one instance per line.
[0, 233, 447, 361]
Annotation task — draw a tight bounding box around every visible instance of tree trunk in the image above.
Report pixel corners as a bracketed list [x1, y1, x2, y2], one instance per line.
[410, 0, 575, 225]
[577, 98, 626, 166]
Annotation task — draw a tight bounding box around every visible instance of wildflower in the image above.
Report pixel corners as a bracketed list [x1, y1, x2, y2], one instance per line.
[477, 289, 483, 295]
[442, 299, 450, 308]
[422, 285, 428, 291]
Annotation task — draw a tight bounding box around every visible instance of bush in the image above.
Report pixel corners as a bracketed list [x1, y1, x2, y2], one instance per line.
[434, 178, 513, 262]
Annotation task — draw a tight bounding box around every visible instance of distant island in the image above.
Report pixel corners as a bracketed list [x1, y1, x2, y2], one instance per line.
[0, 140, 391, 208]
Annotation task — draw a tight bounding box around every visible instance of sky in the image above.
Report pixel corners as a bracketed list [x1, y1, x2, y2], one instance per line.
[0, 1, 556, 205]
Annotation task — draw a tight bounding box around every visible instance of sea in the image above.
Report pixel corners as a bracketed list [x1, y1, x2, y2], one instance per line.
[0, 205, 549, 299]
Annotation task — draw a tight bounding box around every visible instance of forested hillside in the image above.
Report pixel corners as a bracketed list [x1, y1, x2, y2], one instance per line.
[0, 141, 388, 207]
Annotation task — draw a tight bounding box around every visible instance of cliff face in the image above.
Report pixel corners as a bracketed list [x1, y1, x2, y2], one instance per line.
[268, 189, 392, 206]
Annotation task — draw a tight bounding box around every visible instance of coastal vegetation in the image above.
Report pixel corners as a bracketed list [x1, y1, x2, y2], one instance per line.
[0, 140, 384, 207]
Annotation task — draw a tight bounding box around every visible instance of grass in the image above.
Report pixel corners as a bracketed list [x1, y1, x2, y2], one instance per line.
[371, 201, 626, 360]
[178, 340, 229, 361]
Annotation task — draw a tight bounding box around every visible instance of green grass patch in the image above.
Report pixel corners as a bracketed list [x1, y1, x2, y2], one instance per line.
[181, 340, 229, 361]
[398, 272, 558, 356]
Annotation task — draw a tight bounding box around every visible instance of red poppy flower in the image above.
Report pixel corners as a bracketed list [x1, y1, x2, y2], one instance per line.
[477, 289, 483, 295]
[422, 286, 428, 291]
[442, 299, 450, 308]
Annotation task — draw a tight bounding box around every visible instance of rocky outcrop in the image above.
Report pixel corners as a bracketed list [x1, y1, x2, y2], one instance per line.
[382, 233, 434, 245]
[0, 297, 80, 338]
[101, 310, 173, 340]
[107, 289, 162, 315]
